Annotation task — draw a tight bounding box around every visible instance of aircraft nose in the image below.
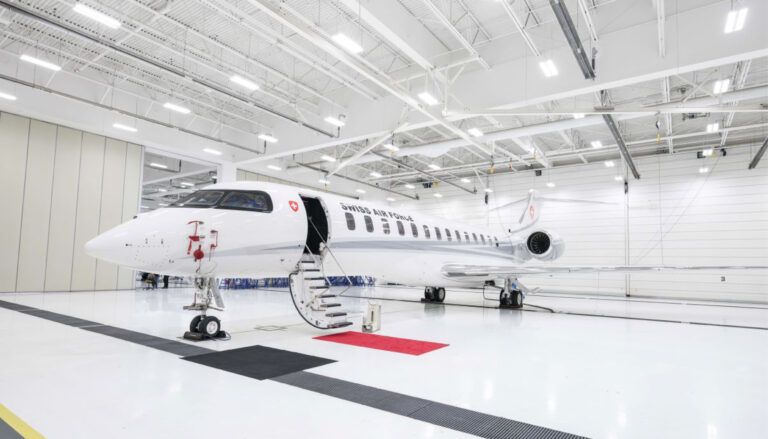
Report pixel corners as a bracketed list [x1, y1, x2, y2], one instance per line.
[85, 229, 130, 265]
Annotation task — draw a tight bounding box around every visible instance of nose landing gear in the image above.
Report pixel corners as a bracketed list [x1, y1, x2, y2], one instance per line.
[183, 277, 229, 341]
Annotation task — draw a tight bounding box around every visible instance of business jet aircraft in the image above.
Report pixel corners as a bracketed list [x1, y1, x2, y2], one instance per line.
[85, 181, 762, 338]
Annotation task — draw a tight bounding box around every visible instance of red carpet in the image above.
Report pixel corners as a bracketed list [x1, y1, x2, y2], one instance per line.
[314, 331, 448, 355]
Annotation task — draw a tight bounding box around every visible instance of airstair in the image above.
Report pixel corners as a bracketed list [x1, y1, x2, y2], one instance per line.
[289, 251, 353, 330]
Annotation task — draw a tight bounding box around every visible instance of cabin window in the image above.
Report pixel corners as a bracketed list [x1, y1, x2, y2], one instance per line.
[445, 228, 452, 241]
[423, 225, 431, 239]
[382, 218, 390, 235]
[464, 232, 470, 243]
[455, 230, 461, 242]
[345, 212, 356, 231]
[364, 215, 374, 232]
[217, 191, 273, 212]
[480, 234, 486, 245]
[396, 221, 405, 236]
[411, 222, 418, 237]
[435, 227, 442, 240]
[171, 190, 225, 208]
[472, 233, 478, 243]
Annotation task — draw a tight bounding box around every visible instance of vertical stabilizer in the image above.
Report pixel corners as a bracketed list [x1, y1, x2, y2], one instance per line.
[512, 189, 541, 233]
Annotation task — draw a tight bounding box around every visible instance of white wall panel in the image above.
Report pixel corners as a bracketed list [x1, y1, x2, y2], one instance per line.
[16, 120, 57, 292]
[0, 113, 30, 292]
[117, 144, 141, 289]
[403, 146, 768, 303]
[94, 139, 127, 290]
[44, 127, 82, 291]
[70, 132, 105, 291]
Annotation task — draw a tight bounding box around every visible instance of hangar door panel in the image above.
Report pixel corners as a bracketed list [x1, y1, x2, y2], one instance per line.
[0, 113, 30, 292]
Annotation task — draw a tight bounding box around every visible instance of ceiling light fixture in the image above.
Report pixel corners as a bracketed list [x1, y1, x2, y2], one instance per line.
[158, 203, 169, 207]
[614, 175, 624, 182]
[604, 160, 615, 168]
[149, 162, 168, 169]
[484, 188, 493, 193]
[539, 59, 558, 77]
[267, 165, 282, 171]
[324, 116, 345, 127]
[179, 182, 195, 187]
[331, 33, 363, 54]
[706, 123, 719, 133]
[230, 74, 259, 91]
[433, 193, 443, 198]
[712, 79, 730, 95]
[386, 197, 395, 202]
[112, 123, 137, 132]
[258, 134, 278, 143]
[405, 183, 415, 189]
[467, 128, 484, 137]
[699, 167, 709, 174]
[702, 148, 714, 157]
[320, 155, 336, 162]
[428, 164, 441, 170]
[203, 148, 222, 156]
[370, 171, 382, 178]
[724, 8, 748, 33]
[157, 188, 167, 192]
[318, 178, 330, 185]
[382, 143, 399, 152]
[0, 91, 17, 101]
[355, 189, 366, 194]
[546, 182, 556, 188]
[73, 3, 121, 29]
[591, 140, 603, 149]
[417, 91, 439, 106]
[163, 102, 191, 114]
[461, 178, 471, 183]
[573, 113, 585, 119]
[20, 54, 61, 71]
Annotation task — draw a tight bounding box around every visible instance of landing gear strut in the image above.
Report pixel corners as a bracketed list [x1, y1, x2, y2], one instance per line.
[183, 277, 229, 341]
[498, 278, 524, 309]
[422, 286, 446, 303]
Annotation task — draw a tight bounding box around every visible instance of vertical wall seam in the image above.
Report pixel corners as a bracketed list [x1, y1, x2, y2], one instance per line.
[42, 125, 59, 292]
[13, 116, 32, 292]
[93, 136, 107, 291]
[68, 129, 84, 292]
[116, 141, 128, 291]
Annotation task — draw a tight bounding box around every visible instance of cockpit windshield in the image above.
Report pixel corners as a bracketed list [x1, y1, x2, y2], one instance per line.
[169, 190, 272, 213]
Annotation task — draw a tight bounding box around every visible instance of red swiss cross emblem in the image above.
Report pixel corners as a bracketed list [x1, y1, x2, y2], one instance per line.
[289, 200, 299, 212]
[529, 205, 536, 219]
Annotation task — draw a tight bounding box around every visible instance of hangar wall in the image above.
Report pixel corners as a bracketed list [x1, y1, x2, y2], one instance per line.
[401, 146, 768, 303]
[0, 111, 142, 293]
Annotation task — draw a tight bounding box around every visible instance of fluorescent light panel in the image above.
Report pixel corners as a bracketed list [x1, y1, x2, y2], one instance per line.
[433, 193, 443, 198]
[267, 165, 282, 171]
[706, 123, 719, 133]
[179, 182, 195, 187]
[258, 134, 278, 143]
[324, 116, 345, 127]
[230, 74, 259, 91]
[112, 123, 137, 132]
[573, 113, 585, 119]
[539, 59, 558, 77]
[149, 162, 168, 169]
[484, 188, 493, 193]
[320, 155, 336, 162]
[467, 128, 483, 137]
[702, 148, 714, 157]
[417, 91, 439, 106]
[386, 197, 395, 202]
[460, 178, 471, 183]
[369, 171, 382, 178]
[318, 178, 330, 185]
[0, 91, 17, 101]
[614, 175, 624, 182]
[428, 164, 441, 170]
[382, 143, 399, 152]
[20, 54, 61, 71]
[546, 182, 556, 188]
[163, 102, 191, 114]
[355, 189, 366, 194]
[203, 148, 222, 156]
[404, 183, 415, 189]
[604, 160, 615, 168]
[699, 167, 709, 174]
[331, 33, 363, 54]
[591, 140, 603, 149]
[724, 8, 748, 33]
[713, 79, 730, 95]
[73, 3, 121, 28]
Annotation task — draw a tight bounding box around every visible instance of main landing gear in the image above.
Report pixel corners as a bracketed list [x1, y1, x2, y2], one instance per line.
[183, 277, 229, 341]
[484, 278, 525, 309]
[422, 286, 446, 303]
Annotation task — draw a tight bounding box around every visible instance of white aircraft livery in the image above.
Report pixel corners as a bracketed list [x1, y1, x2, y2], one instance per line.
[85, 181, 765, 337]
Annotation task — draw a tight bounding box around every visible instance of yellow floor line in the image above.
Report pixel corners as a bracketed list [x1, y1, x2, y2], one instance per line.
[0, 404, 44, 439]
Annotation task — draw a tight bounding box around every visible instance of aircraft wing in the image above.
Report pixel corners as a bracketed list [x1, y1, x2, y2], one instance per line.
[441, 264, 768, 279]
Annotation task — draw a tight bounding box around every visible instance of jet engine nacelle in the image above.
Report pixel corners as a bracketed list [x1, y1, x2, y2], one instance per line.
[525, 230, 565, 261]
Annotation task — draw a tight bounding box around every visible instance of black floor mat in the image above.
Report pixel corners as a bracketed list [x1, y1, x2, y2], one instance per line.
[182, 345, 336, 380]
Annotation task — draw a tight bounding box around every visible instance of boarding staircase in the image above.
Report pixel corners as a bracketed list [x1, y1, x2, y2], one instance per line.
[289, 251, 354, 330]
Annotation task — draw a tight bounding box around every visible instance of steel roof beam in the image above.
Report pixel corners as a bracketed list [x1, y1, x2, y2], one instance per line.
[550, 0, 596, 79]
[603, 114, 639, 179]
[748, 137, 768, 170]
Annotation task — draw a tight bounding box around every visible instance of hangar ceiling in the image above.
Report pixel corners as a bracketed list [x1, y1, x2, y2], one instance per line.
[0, 0, 766, 200]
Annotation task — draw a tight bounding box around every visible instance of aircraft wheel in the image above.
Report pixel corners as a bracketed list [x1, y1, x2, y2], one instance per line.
[423, 287, 435, 301]
[189, 315, 203, 333]
[499, 290, 511, 307]
[200, 316, 221, 337]
[435, 287, 446, 303]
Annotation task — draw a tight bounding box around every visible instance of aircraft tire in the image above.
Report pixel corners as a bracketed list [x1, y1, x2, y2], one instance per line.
[435, 287, 446, 303]
[201, 316, 221, 337]
[189, 315, 203, 333]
